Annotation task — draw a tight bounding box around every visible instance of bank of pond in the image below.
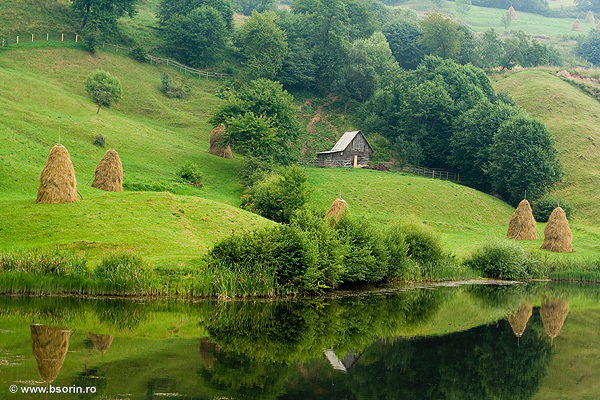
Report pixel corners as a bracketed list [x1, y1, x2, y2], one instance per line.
[0, 282, 599, 399]
[0, 211, 599, 298]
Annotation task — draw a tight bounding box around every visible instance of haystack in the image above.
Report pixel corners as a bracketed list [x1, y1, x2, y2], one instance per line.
[507, 303, 533, 337]
[208, 123, 233, 159]
[326, 198, 349, 221]
[92, 148, 123, 192]
[199, 337, 221, 370]
[36, 144, 78, 204]
[541, 207, 573, 252]
[572, 19, 583, 31]
[88, 332, 114, 354]
[507, 199, 537, 240]
[30, 324, 73, 383]
[540, 298, 569, 345]
[509, 6, 517, 20]
[585, 11, 595, 24]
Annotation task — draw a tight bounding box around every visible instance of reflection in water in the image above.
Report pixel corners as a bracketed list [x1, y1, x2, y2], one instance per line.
[199, 337, 221, 370]
[323, 349, 363, 373]
[30, 324, 72, 383]
[508, 303, 533, 338]
[88, 332, 114, 354]
[540, 298, 569, 345]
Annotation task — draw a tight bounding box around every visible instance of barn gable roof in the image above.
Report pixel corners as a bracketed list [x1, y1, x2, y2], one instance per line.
[317, 131, 373, 155]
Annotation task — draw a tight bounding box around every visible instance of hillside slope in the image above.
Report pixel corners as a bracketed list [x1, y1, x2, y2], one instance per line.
[493, 69, 600, 224]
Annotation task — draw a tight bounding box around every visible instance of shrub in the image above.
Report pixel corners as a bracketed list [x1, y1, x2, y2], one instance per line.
[130, 46, 148, 63]
[95, 253, 157, 294]
[398, 221, 446, 266]
[533, 196, 573, 222]
[177, 161, 203, 186]
[160, 73, 191, 99]
[93, 134, 106, 147]
[464, 238, 541, 280]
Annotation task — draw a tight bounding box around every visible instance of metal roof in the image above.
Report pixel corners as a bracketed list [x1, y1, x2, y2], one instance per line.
[331, 131, 361, 152]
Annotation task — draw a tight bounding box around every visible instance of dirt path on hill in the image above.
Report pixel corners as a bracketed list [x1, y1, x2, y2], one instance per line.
[306, 94, 340, 137]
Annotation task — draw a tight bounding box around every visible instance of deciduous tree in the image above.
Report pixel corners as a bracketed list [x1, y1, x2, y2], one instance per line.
[84, 69, 122, 113]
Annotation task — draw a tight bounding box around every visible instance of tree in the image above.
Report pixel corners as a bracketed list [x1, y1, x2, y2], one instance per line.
[455, 0, 472, 17]
[575, 0, 600, 13]
[158, 0, 234, 31]
[576, 29, 600, 66]
[500, 10, 511, 34]
[72, 0, 138, 31]
[162, 6, 229, 67]
[211, 79, 301, 164]
[419, 11, 464, 61]
[382, 18, 424, 70]
[233, 0, 279, 15]
[238, 12, 288, 81]
[84, 70, 122, 113]
[487, 115, 562, 206]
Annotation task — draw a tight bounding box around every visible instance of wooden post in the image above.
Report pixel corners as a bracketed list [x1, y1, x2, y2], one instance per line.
[76, 34, 78, 43]
[32, 34, 34, 42]
[432, 170, 435, 179]
[61, 33, 64, 41]
[103, 42, 105, 48]
[47, 33, 49, 41]
[354, 155, 358, 168]
[16, 36, 19, 44]
[2, 39, 4, 46]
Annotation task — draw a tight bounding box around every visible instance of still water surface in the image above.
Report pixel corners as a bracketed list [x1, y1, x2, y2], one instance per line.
[1, 281, 599, 399]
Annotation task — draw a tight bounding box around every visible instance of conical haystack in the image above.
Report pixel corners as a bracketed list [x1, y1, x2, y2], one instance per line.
[92, 148, 123, 192]
[509, 6, 517, 20]
[541, 207, 573, 252]
[507, 199, 537, 240]
[88, 332, 114, 354]
[36, 144, 78, 204]
[326, 198, 349, 221]
[585, 11, 595, 24]
[540, 298, 569, 344]
[208, 123, 233, 159]
[199, 337, 221, 370]
[507, 303, 533, 337]
[572, 19, 583, 31]
[30, 324, 73, 383]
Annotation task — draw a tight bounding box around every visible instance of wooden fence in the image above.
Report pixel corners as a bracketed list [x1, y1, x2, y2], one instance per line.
[0, 32, 235, 81]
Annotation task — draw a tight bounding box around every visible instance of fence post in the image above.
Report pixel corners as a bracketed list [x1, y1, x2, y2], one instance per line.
[47, 33, 49, 41]
[32, 34, 34, 42]
[16, 36, 19, 44]
[61, 33, 64, 41]
[432, 170, 435, 179]
[76, 34, 78, 43]
[103, 42, 105, 48]
[2, 39, 4, 46]
[116, 44, 118, 51]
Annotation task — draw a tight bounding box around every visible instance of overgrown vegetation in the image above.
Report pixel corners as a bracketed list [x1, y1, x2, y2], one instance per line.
[465, 238, 543, 280]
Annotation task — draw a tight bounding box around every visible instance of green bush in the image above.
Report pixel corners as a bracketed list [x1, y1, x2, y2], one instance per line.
[533, 196, 573, 222]
[130, 46, 148, 63]
[95, 253, 157, 294]
[160, 73, 191, 99]
[177, 161, 203, 186]
[465, 238, 541, 280]
[93, 134, 106, 147]
[399, 221, 446, 266]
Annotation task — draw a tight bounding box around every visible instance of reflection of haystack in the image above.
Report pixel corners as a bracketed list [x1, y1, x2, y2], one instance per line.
[30, 324, 73, 383]
[572, 19, 583, 31]
[88, 332, 114, 354]
[92, 149, 123, 192]
[541, 207, 573, 252]
[36, 145, 78, 204]
[208, 124, 233, 159]
[325, 198, 349, 221]
[509, 6, 517, 20]
[199, 337, 221, 370]
[507, 199, 537, 240]
[585, 11, 595, 24]
[540, 298, 569, 344]
[507, 303, 533, 337]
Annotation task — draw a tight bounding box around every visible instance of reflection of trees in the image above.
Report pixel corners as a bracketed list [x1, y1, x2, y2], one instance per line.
[94, 299, 148, 330]
[72, 367, 107, 400]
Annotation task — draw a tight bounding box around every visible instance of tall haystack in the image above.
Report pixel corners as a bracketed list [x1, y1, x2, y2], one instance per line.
[541, 207, 573, 252]
[507, 303, 533, 337]
[540, 298, 569, 345]
[208, 123, 233, 159]
[572, 19, 583, 31]
[92, 148, 123, 192]
[585, 11, 595, 24]
[36, 144, 78, 204]
[509, 6, 517, 20]
[507, 199, 537, 240]
[326, 198, 349, 221]
[88, 332, 114, 354]
[30, 324, 73, 383]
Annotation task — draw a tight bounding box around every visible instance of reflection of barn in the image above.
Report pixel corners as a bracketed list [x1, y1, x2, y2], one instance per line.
[317, 131, 373, 167]
[324, 348, 363, 373]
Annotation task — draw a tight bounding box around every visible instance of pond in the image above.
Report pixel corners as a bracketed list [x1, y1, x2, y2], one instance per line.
[0, 281, 599, 399]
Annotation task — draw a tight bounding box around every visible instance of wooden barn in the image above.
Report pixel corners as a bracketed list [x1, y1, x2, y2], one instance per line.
[317, 131, 373, 167]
